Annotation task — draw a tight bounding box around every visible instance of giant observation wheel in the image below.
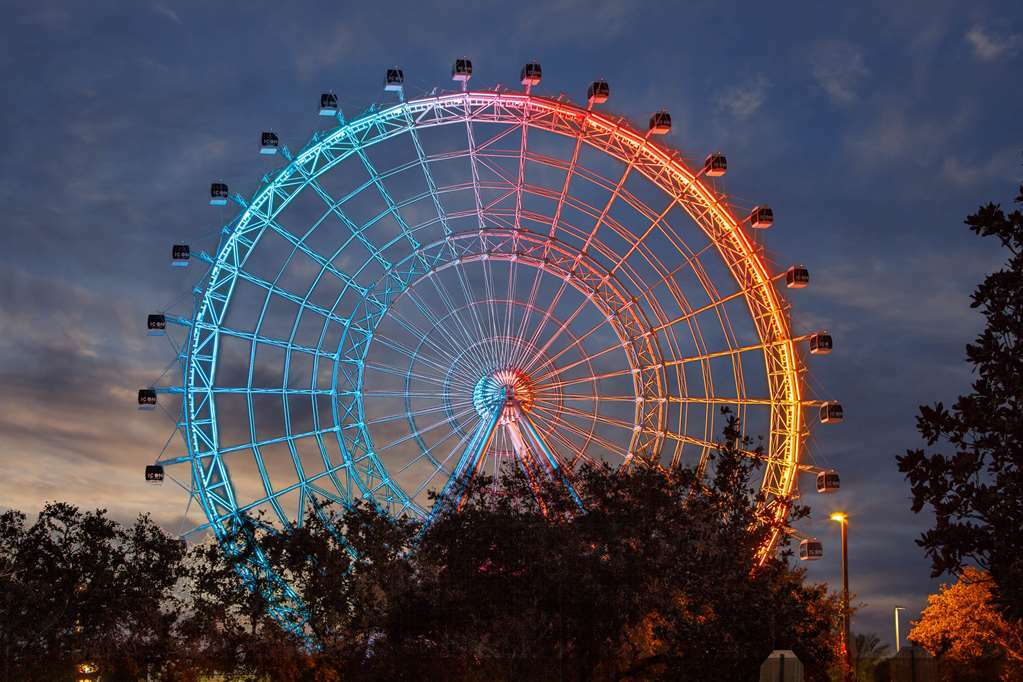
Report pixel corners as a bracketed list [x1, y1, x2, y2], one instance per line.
[141, 60, 842, 629]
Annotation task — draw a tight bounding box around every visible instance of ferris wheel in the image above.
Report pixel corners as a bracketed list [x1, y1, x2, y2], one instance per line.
[141, 59, 842, 628]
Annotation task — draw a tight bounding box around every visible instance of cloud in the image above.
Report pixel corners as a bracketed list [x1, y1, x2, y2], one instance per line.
[15, 6, 71, 31]
[845, 102, 972, 172]
[516, 0, 636, 40]
[151, 2, 182, 25]
[716, 75, 770, 120]
[941, 149, 1022, 188]
[808, 41, 869, 104]
[965, 25, 1020, 61]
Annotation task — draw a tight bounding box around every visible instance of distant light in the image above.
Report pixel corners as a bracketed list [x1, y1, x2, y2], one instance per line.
[830, 512, 848, 523]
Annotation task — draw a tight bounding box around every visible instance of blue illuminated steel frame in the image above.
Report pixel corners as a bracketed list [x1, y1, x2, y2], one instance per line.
[150, 89, 826, 635]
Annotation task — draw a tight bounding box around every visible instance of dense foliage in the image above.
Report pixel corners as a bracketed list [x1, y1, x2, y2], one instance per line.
[909, 567, 1022, 680]
[897, 182, 1023, 620]
[0, 503, 187, 681]
[1, 416, 841, 680]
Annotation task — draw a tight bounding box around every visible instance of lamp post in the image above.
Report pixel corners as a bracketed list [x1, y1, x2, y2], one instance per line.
[831, 512, 852, 680]
[893, 606, 906, 653]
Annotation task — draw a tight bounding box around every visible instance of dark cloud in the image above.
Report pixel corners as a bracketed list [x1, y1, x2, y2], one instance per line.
[3, 0, 1023, 642]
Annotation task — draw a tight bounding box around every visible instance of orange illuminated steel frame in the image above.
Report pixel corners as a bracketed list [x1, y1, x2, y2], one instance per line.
[183, 91, 814, 565]
[412, 92, 805, 558]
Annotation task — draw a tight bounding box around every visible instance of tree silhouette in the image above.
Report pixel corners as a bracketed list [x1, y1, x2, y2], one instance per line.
[0, 503, 186, 682]
[897, 181, 1023, 620]
[849, 632, 888, 681]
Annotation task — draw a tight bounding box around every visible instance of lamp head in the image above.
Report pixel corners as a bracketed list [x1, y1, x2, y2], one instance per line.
[830, 512, 848, 523]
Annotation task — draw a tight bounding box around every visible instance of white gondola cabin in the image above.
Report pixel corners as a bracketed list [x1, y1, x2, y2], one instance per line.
[587, 80, 609, 105]
[749, 205, 774, 229]
[799, 538, 823, 561]
[816, 469, 840, 493]
[384, 69, 405, 92]
[451, 58, 472, 82]
[649, 110, 671, 135]
[171, 244, 190, 267]
[138, 389, 157, 410]
[209, 182, 229, 206]
[147, 314, 166, 336]
[809, 332, 833, 355]
[785, 265, 809, 288]
[145, 464, 165, 485]
[260, 131, 279, 155]
[520, 62, 542, 87]
[820, 401, 844, 424]
[319, 93, 338, 116]
[704, 153, 727, 177]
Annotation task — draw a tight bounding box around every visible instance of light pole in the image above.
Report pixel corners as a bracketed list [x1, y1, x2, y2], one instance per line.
[831, 512, 852, 680]
[894, 606, 906, 653]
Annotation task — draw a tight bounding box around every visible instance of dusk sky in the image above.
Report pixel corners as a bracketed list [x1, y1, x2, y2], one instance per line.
[3, 0, 1023, 642]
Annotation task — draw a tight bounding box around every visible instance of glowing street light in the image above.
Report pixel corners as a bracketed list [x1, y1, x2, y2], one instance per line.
[894, 606, 906, 653]
[830, 512, 852, 681]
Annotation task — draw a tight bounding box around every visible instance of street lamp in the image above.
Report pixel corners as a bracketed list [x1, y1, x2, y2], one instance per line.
[893, 606, 906, 653]
[830, 512, 852, 680]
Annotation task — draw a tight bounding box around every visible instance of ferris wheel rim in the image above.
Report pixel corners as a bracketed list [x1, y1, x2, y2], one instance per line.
[182, 89, 805, 562]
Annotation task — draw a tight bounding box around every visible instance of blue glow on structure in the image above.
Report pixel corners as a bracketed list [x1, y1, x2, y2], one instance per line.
[145, 81, 826, 637]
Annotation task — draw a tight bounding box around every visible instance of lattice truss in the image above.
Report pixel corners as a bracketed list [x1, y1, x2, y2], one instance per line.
[145, 86, 839, 597]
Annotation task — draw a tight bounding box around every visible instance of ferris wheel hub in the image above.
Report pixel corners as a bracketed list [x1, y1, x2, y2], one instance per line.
[472, 369, 535, 424]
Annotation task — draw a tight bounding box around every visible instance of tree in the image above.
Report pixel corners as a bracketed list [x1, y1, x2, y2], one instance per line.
[849, 632, 888, 681]
[372, 411, 842, 681]
[910, 567, 1023, 680]
[897, 181, 1023, 620]
[0, 503, 186, 682]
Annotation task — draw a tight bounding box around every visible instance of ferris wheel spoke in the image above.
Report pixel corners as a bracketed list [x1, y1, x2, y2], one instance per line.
[532, 343, 623, 385]
[507, 121, 589, 372]
[402, 415, 484, 514]
[206, 387, 334, 396]
[669, 396, 778, 406]
[531, 415, 589, 465]
[513, 258, 547, 365]
[213, 427, 339, 457]
[523, 309, 616, 376]
[361, 389, 448, 400]
[198, 322, 338, 361]
[533, 392, 633, 403]
[517, 288, 590, 373]
[363, 361, 453, 388]
[514, 110, 528, 232]
[363, 397, 474, 427]
[534, 401, 633, 432]
[665, 335, 812, 367]
[628, 239, 718, 305]
[392, 412, 476, 477]
[652, 282, 767, 334]
[383, 308, 464, 366]
[655, 429, 767, 463]
[606, 201, 676, 279]
[400, 283, 486, 371]
[528, 406, 627, 462]
[502, 261, 519, 369]
[353, 144, 425, 259]
[402, 104, 455, 238]
[370, 403, 479, 457]
[540, 367, 635, 390]
[279, 178, 397, 286]
[209, 258, 354, 331]
[371, 331, 461, 377]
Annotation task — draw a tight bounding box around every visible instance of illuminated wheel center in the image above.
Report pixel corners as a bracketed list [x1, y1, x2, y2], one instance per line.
[473, 369, 535, 425]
